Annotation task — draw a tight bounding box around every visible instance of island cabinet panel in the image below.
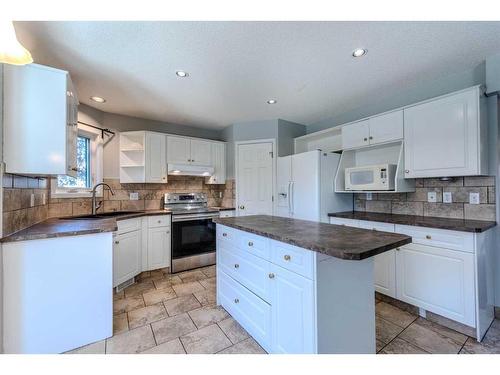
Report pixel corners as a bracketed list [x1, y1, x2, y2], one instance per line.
[396, 243, 476, 327]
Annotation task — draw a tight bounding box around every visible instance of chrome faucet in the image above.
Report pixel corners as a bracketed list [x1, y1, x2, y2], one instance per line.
[91, 183, 115, 215]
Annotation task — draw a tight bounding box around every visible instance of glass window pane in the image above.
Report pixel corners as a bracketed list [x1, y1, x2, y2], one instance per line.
[57, 136, 91, 188]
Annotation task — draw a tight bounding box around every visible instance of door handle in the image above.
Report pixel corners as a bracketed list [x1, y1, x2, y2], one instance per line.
[290, 182, 295, 215]
[287, 181, 292, 215]
[239, 205, 245, 210]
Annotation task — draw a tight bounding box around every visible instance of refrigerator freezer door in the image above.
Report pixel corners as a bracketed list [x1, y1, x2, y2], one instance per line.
[276, 155, 292, 218]
[291, 151, 321, 221]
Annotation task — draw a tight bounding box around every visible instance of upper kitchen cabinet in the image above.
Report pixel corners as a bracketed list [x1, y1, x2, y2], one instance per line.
[206, 142, 226, 184]
[167, 135, 212, 166]
[404, 86, 487, 178]
[3, 63, 79, 176]
[120, 131, 167, 183]
[341, 110, 403, 150]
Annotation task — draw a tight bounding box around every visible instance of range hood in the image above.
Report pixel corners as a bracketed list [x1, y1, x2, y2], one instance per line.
[168, 164, 214, 177]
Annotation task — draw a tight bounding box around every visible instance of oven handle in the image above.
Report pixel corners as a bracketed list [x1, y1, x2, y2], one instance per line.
[172, 214, 219, 222]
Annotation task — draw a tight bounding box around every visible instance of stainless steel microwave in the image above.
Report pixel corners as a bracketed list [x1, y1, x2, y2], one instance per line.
[344, 164, 397, 191]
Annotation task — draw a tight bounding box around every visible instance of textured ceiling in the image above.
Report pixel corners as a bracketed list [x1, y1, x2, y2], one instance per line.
[14, 21, 500, 129]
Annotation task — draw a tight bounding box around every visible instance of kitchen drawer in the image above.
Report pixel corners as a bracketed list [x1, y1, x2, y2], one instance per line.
[329, 217, 359, 228]
[217, 270, 271, 351]
[218, 242, 271, 302]
[395, 225, 474, 253]
[217, 224, 236, 242]
[217, 224, 270, 260]
[117, 218, 141, 234]
[270, 240, 315, 280]
[147, 215, 171, 228]
[358, 220, 395, 233]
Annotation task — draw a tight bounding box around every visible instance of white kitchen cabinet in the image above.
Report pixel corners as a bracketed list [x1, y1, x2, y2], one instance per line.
[167, 136, 191, 164]
[3, 63, 79, 176]
[206, 142, 226, 184]
[113, 229, 142, 287]
[270, 263, 315, 354]
[147, 226, 171, 270]
[396, 243, 475, 326]
[167, 135, 213, 166]
[404, 86, 487, 178]
[145, 132, 167, 183]
[341, 111, 403, 150]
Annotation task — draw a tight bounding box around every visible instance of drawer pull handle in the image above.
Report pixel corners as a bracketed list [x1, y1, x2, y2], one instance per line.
[234, 264, 239, 269]
[158, 220, 161, 223]
[234, 298, 239, 304]
[222, 233, 227, 237]
[268, 273, 275, 279]
[425, 235, 432, 240]
[283, 255, 291, 261]
[248, 241, 253, 247]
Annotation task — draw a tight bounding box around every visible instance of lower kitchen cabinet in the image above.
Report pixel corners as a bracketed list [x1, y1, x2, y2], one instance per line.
[395, 243, 475, 326]
[270, 264, 314, 354]
[373, 250, 397, 298]
[113, 229, 142, 287]
[147, 226, 171, 270]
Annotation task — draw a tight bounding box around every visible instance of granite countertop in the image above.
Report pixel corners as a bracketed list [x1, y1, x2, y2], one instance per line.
[213, 215, 411, 260]
[1, 209, 173, 243]
[328, 211, 497, 233]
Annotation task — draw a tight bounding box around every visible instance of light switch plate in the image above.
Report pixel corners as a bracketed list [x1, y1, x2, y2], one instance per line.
[427, 191, 437, 203]
[469, 192, 480, 205]
[30, 194, 35, 207]
[366, 193, 373, 201]
[443, 192, 452, 203]
[130, 192, 139, 201]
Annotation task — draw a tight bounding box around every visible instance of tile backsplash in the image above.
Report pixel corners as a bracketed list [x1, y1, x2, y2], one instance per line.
[2, 174, 235, 237]
[354, 176, 496, 221]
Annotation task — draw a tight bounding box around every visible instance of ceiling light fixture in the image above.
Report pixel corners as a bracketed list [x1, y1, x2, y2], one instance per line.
[0, 21, 33, 65]
[267, 99, 277, 104]
[90, 96, 106, 103]
[176, 70, 189, 77]
[352, 48, 368, 58]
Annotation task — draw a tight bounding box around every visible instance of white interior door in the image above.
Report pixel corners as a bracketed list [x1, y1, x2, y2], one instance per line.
[236, 142, 274, 216]
[276, 155, 292, 218]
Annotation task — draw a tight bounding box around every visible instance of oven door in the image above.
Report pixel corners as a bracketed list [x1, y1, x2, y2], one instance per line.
[171, 215, 217, 272]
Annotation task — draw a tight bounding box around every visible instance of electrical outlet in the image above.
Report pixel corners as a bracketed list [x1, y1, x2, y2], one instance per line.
[443, 192, 452, 203]
[30, 193, 35, 207]
[469, 192, 480, 205]
[130, 192, 139, 201]
[427, 191, 437, 203]
[42, 193, 46, 205]
[366, 193, 373, 201]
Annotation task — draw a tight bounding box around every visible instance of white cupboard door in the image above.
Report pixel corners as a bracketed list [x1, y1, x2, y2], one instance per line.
[206, 143, 226, 184]
[368, 110, 403, 145]
[236, 142, 274, 216]
[167, 136, 191, 164]
[404, 88, 479, 178]
[341, 120, 370, 150]
[396, 244, 475, 326]
[190, 139, 212, 166]
[113, 230, 141, 287]
[147, 227, 171, 270]
[270, 264, 315, 354]
[145, 132, 167, 183]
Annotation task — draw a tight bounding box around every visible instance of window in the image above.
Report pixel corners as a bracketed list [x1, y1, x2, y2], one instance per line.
[51, 125, 103, 198]
[57, 136, 92, 189]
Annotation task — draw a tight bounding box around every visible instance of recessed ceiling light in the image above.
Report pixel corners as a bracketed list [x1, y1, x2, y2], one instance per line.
[267, 99, 277, 104]
[90, 96, 106, 103]
[176, 70, 189, 77]
[352, 48, 368, 58]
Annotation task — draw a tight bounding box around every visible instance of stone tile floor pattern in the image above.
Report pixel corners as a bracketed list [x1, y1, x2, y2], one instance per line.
[68, 266, 500, 354]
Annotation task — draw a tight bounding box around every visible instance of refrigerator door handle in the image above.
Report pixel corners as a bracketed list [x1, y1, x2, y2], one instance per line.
[290, 181, 294, 215]
[287, 181, 292, 215]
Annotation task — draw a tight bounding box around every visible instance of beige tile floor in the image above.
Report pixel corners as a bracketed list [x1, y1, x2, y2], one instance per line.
[68, 266, 500, 354]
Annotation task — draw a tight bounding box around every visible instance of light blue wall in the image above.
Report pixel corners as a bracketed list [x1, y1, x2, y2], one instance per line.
[277, 119, 307, 157]
[308, 63, 486, 134]
[486, 53, 500, 95]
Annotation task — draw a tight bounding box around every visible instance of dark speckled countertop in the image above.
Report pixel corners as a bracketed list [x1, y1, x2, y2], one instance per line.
[328, 211, 496, 233]
[213, 215, 411, 260]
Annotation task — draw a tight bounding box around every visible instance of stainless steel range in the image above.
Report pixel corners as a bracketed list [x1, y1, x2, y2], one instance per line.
[165, 193, 219, 273]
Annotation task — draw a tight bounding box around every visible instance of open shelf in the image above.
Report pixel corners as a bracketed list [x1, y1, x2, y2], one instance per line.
[294, 126, 342, 154]
[120, 132, 146, 183]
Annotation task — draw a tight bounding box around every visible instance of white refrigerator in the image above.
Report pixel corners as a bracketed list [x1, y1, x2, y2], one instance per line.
[276, 150, 352, 222]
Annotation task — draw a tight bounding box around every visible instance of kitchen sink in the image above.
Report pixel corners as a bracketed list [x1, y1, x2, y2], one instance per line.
[59, 211, 145, 220]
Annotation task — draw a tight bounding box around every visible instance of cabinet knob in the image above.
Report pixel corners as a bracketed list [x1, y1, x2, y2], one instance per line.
[369, 136, 373, 140]
[239, 205, 245, 210]
[248, 241, 253, 247]
[425, 235, 432, 240]
[268, 273, 275, 279]
[234, 264, 239, 269]
[222, 233, 227, 237]
[363, 137, 368, 141]
[396, 248, 400, 251]
[234, 298, 239, 304]
[166, 230, 170, 234]
[283, 254, 291, 261]
[405, 170, 409, 173]
[158, 220, 161, 223]
[114, 240, 120, 244]
[69, 166, 78, 172]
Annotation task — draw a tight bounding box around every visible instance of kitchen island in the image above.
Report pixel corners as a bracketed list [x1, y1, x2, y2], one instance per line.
[213, 215, 411, 354]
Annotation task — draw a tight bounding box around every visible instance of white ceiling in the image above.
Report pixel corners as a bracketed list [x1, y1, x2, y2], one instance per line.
[14, 21, 500, 130]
